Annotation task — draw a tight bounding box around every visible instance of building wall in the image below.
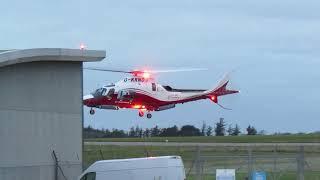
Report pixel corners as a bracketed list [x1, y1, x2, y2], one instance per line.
[0, 61, 83, 180]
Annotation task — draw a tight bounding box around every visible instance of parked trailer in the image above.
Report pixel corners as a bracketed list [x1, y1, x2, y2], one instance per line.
[79, 156, 186, 180]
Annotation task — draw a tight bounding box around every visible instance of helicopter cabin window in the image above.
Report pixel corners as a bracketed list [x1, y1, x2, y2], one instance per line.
[117, 90, 135, 101]
[152, 83, 156, 91]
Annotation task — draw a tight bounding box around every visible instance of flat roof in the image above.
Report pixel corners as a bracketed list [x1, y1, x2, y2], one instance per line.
[83, 156, 183, 173]
[0, 48, 106, 68]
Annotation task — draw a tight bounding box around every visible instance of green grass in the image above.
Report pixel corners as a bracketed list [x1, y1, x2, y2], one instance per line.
[84, 134, 320, 179]
[187, 172, 320, 180]
[84, 144, 320, 180]
[85, 134, 320, 143]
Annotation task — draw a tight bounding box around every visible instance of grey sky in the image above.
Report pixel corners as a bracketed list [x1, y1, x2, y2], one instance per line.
[1, 0, 320, 133]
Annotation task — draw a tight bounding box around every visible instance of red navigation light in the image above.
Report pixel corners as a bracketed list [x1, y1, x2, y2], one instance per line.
[210, 95, 218, 103]
[142, 72, 150, 79]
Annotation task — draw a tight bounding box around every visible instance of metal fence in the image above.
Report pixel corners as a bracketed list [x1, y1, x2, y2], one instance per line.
[84, 142, 320, 180]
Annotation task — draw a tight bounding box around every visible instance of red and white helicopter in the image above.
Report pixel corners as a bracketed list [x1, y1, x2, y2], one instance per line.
[83, 68, 239, 118]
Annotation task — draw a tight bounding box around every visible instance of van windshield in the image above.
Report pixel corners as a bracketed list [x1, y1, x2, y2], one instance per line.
[80, 172, 96, 180]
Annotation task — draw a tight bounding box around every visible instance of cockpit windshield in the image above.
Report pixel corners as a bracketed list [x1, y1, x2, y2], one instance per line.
[92, 88, 107, 97]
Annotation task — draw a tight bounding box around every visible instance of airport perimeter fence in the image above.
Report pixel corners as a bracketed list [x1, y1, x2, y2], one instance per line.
[84, 142, 320, 180]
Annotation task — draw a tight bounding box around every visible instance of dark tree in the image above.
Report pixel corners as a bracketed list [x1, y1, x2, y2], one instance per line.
[135, 126, 141, 137]
[104, 129, 111, 137]
[206, 126, 213, 136]
[160, 126, 179, 137]
[110, 128, 127, 137]
[231, 124, 241, 136]
[144, 128, 150, 137]
[151, 125, 161, 137]
[214, 118, 226, 136]
[129, 127, 136, 137]
[247, 125, 257, 135]
[227, 125, 234, 136]
[138, 128, 143, 138]
[201, 122, 207, 136]
[179, 125, 201, 136]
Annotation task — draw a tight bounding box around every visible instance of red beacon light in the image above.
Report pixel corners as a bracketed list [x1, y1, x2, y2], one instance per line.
[132, 70, 151, 79]
[142, 72, 150, 79]
[80, 43, 86, 50]
[210, 95, 218, 103]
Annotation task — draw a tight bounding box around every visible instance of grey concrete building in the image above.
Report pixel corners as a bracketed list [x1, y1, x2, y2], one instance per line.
[0, 48, 105, 180]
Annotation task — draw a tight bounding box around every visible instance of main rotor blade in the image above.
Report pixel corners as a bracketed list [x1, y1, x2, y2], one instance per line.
[144, 68, 208, 73]
[84, 67, 207, 75]
[84, 67, 132, 74]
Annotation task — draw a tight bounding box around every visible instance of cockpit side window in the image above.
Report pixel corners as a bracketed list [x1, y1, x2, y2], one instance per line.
[152, 83, 156, 91]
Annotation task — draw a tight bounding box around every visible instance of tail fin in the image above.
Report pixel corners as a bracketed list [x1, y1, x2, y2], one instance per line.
[204, 73, 239, 97]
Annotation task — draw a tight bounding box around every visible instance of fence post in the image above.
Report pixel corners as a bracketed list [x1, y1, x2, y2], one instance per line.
[248, 146, 253, 180]
[195, 146, 201, 180]
[52, 150, 58, 180]
[273, 145, 278, 180]
[297, 146, 305, 180]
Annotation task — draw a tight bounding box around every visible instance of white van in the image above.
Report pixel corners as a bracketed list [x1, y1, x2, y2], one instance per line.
[79, 156, 186, 180]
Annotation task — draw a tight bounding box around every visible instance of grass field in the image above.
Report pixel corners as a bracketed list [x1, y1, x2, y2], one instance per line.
[84, 135, 320, 179]
[85, 134, 320, 143]
[84, 144, 320, 180]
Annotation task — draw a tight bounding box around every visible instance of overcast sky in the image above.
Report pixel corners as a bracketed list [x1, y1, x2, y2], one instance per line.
[1, 0, 320, 133]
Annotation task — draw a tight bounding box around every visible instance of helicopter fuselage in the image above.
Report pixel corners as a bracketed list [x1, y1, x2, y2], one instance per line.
[83, 76, 238, 118]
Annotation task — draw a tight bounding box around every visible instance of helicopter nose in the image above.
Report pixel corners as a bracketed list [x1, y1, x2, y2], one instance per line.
[83, 94, 94, 100]
[83, 94, 94, 105]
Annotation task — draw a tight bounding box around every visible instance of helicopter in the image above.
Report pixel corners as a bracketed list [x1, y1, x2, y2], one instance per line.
[83, 68, 239, 119]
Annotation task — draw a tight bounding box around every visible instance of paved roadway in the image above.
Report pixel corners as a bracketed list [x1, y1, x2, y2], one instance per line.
[85, 141, 320, 147]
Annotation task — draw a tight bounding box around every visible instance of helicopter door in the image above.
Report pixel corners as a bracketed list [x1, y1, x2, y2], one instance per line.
[117, 90, 135, 101]
[106, 88, 115, 99]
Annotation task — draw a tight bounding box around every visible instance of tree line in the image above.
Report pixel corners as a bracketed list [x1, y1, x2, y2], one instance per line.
[84, 118, 260, 138]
